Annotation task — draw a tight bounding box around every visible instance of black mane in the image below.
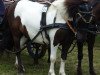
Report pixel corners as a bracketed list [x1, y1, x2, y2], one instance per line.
[64, 0, 90, 18]
[92, 0, 100, 22]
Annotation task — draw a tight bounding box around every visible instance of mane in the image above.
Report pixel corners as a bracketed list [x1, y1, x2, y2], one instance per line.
[64, 0, 90, 18]
[92, 0, 100, 21]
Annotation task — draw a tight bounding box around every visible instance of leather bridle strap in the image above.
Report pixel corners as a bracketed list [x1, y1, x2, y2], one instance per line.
[66, 20, 77, 34]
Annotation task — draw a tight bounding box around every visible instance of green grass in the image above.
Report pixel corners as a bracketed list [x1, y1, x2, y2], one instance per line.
[0, 35, 100, 75]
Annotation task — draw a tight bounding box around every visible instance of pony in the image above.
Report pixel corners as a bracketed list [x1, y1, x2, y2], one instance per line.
[65, 0, 99, 75]
[0, 0, 14, 56]
[1, 0, 74, 75]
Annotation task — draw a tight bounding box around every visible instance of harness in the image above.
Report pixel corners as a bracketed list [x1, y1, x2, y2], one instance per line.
[76, 12, 94, 23]
[31, 6, 68, 44]
[26, 4, 76, 55]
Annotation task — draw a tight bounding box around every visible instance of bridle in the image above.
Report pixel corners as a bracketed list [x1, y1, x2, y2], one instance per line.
[76, 12, 94, 24]
[74, 2, 97, 35]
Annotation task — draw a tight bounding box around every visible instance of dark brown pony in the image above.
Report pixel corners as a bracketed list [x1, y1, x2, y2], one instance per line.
[65, 0, 99, 75]
[92, 0, 100, 31]
[0, 0, 14, 56]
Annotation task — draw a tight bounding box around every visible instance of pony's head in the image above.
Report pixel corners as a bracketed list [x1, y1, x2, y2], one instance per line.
[65, 0, 97, 42]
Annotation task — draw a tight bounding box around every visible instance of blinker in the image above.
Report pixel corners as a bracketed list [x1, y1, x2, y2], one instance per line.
[78, 3, 92, 13]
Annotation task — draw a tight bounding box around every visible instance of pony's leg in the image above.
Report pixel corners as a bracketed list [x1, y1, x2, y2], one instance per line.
[76, 31, 86, 75]
[60, 46, 67, 75]
[48, 41, 58, 75]
[59, 59, 66, 75]
[59, 38, 74, 75]
[47, 42, 51, 63]
[59, 45, 68, 75]
[15, 52, 25, 74]
[87, 34, 96, 75]
[15, 56, 18, 67]
[13, 36, 25, 74]
[77, 41, 83, 75]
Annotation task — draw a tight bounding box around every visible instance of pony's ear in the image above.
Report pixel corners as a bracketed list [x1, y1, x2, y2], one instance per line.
[65, 0, 82, 18]
[64, 0, 82, 6]
[93, 3, 100, 22]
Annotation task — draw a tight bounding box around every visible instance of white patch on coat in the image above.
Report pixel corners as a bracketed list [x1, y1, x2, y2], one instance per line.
[46, 0, 73, 25]
[14, 1, 49, 44]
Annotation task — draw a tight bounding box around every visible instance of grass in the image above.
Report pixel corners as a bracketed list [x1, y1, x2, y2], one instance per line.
[0, 35, 100, 75]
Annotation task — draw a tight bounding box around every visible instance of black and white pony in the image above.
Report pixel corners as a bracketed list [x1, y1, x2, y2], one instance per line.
[1, 0, 74, 75]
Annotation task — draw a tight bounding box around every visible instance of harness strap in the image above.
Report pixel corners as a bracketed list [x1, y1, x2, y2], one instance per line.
[78, 28, 97, 35]
[66, 20, 77, 35]
[58, 40, 77, 54]
[68, 40, 77, 54]
[40, 23, 68, 30]
[40, 5, 50, 44]
[5, 49, 22, 54]
[62, 16, 77, 34]
[31, 30, 43, 42]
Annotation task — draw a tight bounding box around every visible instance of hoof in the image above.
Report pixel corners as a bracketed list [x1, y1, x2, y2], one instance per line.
[17, 72, 25, 75]
[16, 65, 25, 74]
[34, 57, 39, 65]
[77, 68, 82, 75]
[48, 72, 55, 75]
[90, 71, 96, 75]
[59, 72, 66, 75]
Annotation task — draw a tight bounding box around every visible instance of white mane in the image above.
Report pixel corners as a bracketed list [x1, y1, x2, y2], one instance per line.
[46, 0, 72, 25]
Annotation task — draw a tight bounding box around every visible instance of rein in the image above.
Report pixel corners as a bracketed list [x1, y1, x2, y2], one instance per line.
[66, 20, 77, 34]
[5, 49, 22, 54]
[68, 40, 77, 53]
